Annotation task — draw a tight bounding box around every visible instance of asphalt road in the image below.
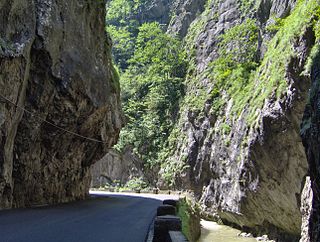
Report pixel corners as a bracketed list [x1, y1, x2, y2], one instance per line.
[0, 193, 176, 242]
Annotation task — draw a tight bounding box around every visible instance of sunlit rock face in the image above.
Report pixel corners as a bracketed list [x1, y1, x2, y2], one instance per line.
[0, 0, 123, 208]
[163, 0, 318, 240]
[167, 0, 207, 38]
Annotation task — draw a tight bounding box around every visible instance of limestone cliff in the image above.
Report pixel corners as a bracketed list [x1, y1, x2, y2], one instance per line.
[91, 147, 143, 188]
[0, 0, 122, 208]
[158, 0, 319, 240]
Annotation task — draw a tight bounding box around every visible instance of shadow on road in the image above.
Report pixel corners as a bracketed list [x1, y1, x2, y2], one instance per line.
[0, 193, 171, 242]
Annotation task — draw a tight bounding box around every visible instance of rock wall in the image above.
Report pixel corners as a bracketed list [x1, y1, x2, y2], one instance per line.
[159, 0, 319, 240]
[0, 0, 122, 209]
[301, 50, 320, 242]
[138, 0, 172, 25]
[167, 0, 207, 38]
[91, 147, 143, 187]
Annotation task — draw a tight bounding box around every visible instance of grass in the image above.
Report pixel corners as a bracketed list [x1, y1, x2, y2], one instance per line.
[177, 198, 191, 239]
[233, 0, 320, 126]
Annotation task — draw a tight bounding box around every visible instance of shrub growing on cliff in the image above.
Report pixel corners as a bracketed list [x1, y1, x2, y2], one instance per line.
[202, 19, 260, 116]
[241, 0, 320, 125]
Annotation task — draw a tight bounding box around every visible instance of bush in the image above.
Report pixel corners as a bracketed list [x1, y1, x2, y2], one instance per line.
[124, 177, 148, 191]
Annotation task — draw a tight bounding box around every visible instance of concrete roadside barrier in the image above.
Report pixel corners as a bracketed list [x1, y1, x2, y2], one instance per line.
[168, 231, 188, 242]
[157, 205, 176, 216]
[153, 215, 182, 242]
[151, 199, 189, 242]
[163, 199, 178, 207]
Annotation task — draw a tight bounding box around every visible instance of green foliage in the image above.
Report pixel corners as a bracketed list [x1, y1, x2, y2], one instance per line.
[115, 22, 187, 171]
[106, 0, 146, 25]
[129, 22, 187, 78]
[193, 1, 320, 127]
[106, 25, 135, 69]
[314, 6, 320, 40]
[177, 197, 201, 242]
[183, 7, 208, 56]
[204, 19, 259, 116]
[239, 0, 320, 125]
[106, 0, 146, 69]
[106, 0, 187, 179]
[211, 18, 259, 75]
[220, 123, 231, 134]
[107, 0, 131, 24]
[180, 18, 260, 116]
[237, 0, 256, 16]
[304, 2, 320, 74]
[160, 158, 190, 188]
[102, 178, 148, 192]
[266, 17, 286, 34]
[304, 44, 320, 75]
[123, 177, 148, 191]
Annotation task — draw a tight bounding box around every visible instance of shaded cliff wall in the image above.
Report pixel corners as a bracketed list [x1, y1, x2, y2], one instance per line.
[301, 49, 320, 242]
[91, 147, 143, 187]
[0, 0, 122, 208]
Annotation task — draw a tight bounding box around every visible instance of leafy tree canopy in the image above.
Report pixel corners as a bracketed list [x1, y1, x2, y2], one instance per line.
[115, 22, 187, 174]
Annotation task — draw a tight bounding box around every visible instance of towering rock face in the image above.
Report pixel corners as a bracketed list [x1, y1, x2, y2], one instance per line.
[0, 0, 122, 208]
[158, 0, 319, 240]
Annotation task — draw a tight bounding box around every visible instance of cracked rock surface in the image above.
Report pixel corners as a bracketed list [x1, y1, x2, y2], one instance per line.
[0, 0, 123, 208]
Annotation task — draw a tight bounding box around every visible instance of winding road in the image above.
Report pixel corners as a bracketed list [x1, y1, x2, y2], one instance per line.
[0, 192, 178, 242]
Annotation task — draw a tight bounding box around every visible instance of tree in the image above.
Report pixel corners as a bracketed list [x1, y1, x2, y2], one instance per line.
[115, 22, 187, 172]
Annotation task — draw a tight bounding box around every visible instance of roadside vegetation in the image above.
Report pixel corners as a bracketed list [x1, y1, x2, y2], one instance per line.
[177, 197, 201, 242]
[100, 177, 148, 193]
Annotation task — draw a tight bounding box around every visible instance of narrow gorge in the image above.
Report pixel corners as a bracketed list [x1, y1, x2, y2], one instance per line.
[1, 0, 320, 242]
[93, 0, 320, 241]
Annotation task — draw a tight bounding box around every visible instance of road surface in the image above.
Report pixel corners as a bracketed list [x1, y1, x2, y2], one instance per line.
[0, 192, 178, 242]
